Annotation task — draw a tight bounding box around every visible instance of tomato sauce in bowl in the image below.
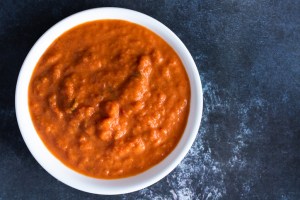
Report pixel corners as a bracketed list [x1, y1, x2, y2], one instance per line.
[28, 20, 190, 179]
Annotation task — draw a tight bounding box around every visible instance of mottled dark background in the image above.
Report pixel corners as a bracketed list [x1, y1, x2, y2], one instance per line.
[0, 0, 299, 199]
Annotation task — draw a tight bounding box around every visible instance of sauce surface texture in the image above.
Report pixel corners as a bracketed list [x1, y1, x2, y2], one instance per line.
[29, 20, 190, 179]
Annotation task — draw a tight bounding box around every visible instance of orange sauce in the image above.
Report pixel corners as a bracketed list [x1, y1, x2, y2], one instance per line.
[28, 20, 190, 179]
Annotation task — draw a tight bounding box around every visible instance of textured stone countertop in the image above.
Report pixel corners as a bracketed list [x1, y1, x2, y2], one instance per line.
[0, 1, 299, 199]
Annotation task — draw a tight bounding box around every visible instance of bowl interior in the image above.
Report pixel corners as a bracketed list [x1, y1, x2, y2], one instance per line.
[15, 7, 203, 195]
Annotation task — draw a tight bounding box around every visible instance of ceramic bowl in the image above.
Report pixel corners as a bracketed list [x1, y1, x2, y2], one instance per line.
[15, 7, 203, 195]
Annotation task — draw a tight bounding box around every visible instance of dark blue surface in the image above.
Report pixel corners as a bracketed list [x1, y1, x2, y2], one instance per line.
[0, 1, 299, 199]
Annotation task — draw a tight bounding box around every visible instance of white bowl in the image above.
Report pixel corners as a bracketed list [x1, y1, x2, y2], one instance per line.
[15, 7, 203, 195]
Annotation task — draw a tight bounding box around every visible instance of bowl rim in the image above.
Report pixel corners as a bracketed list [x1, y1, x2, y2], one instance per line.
[15, 7, 203, 195]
